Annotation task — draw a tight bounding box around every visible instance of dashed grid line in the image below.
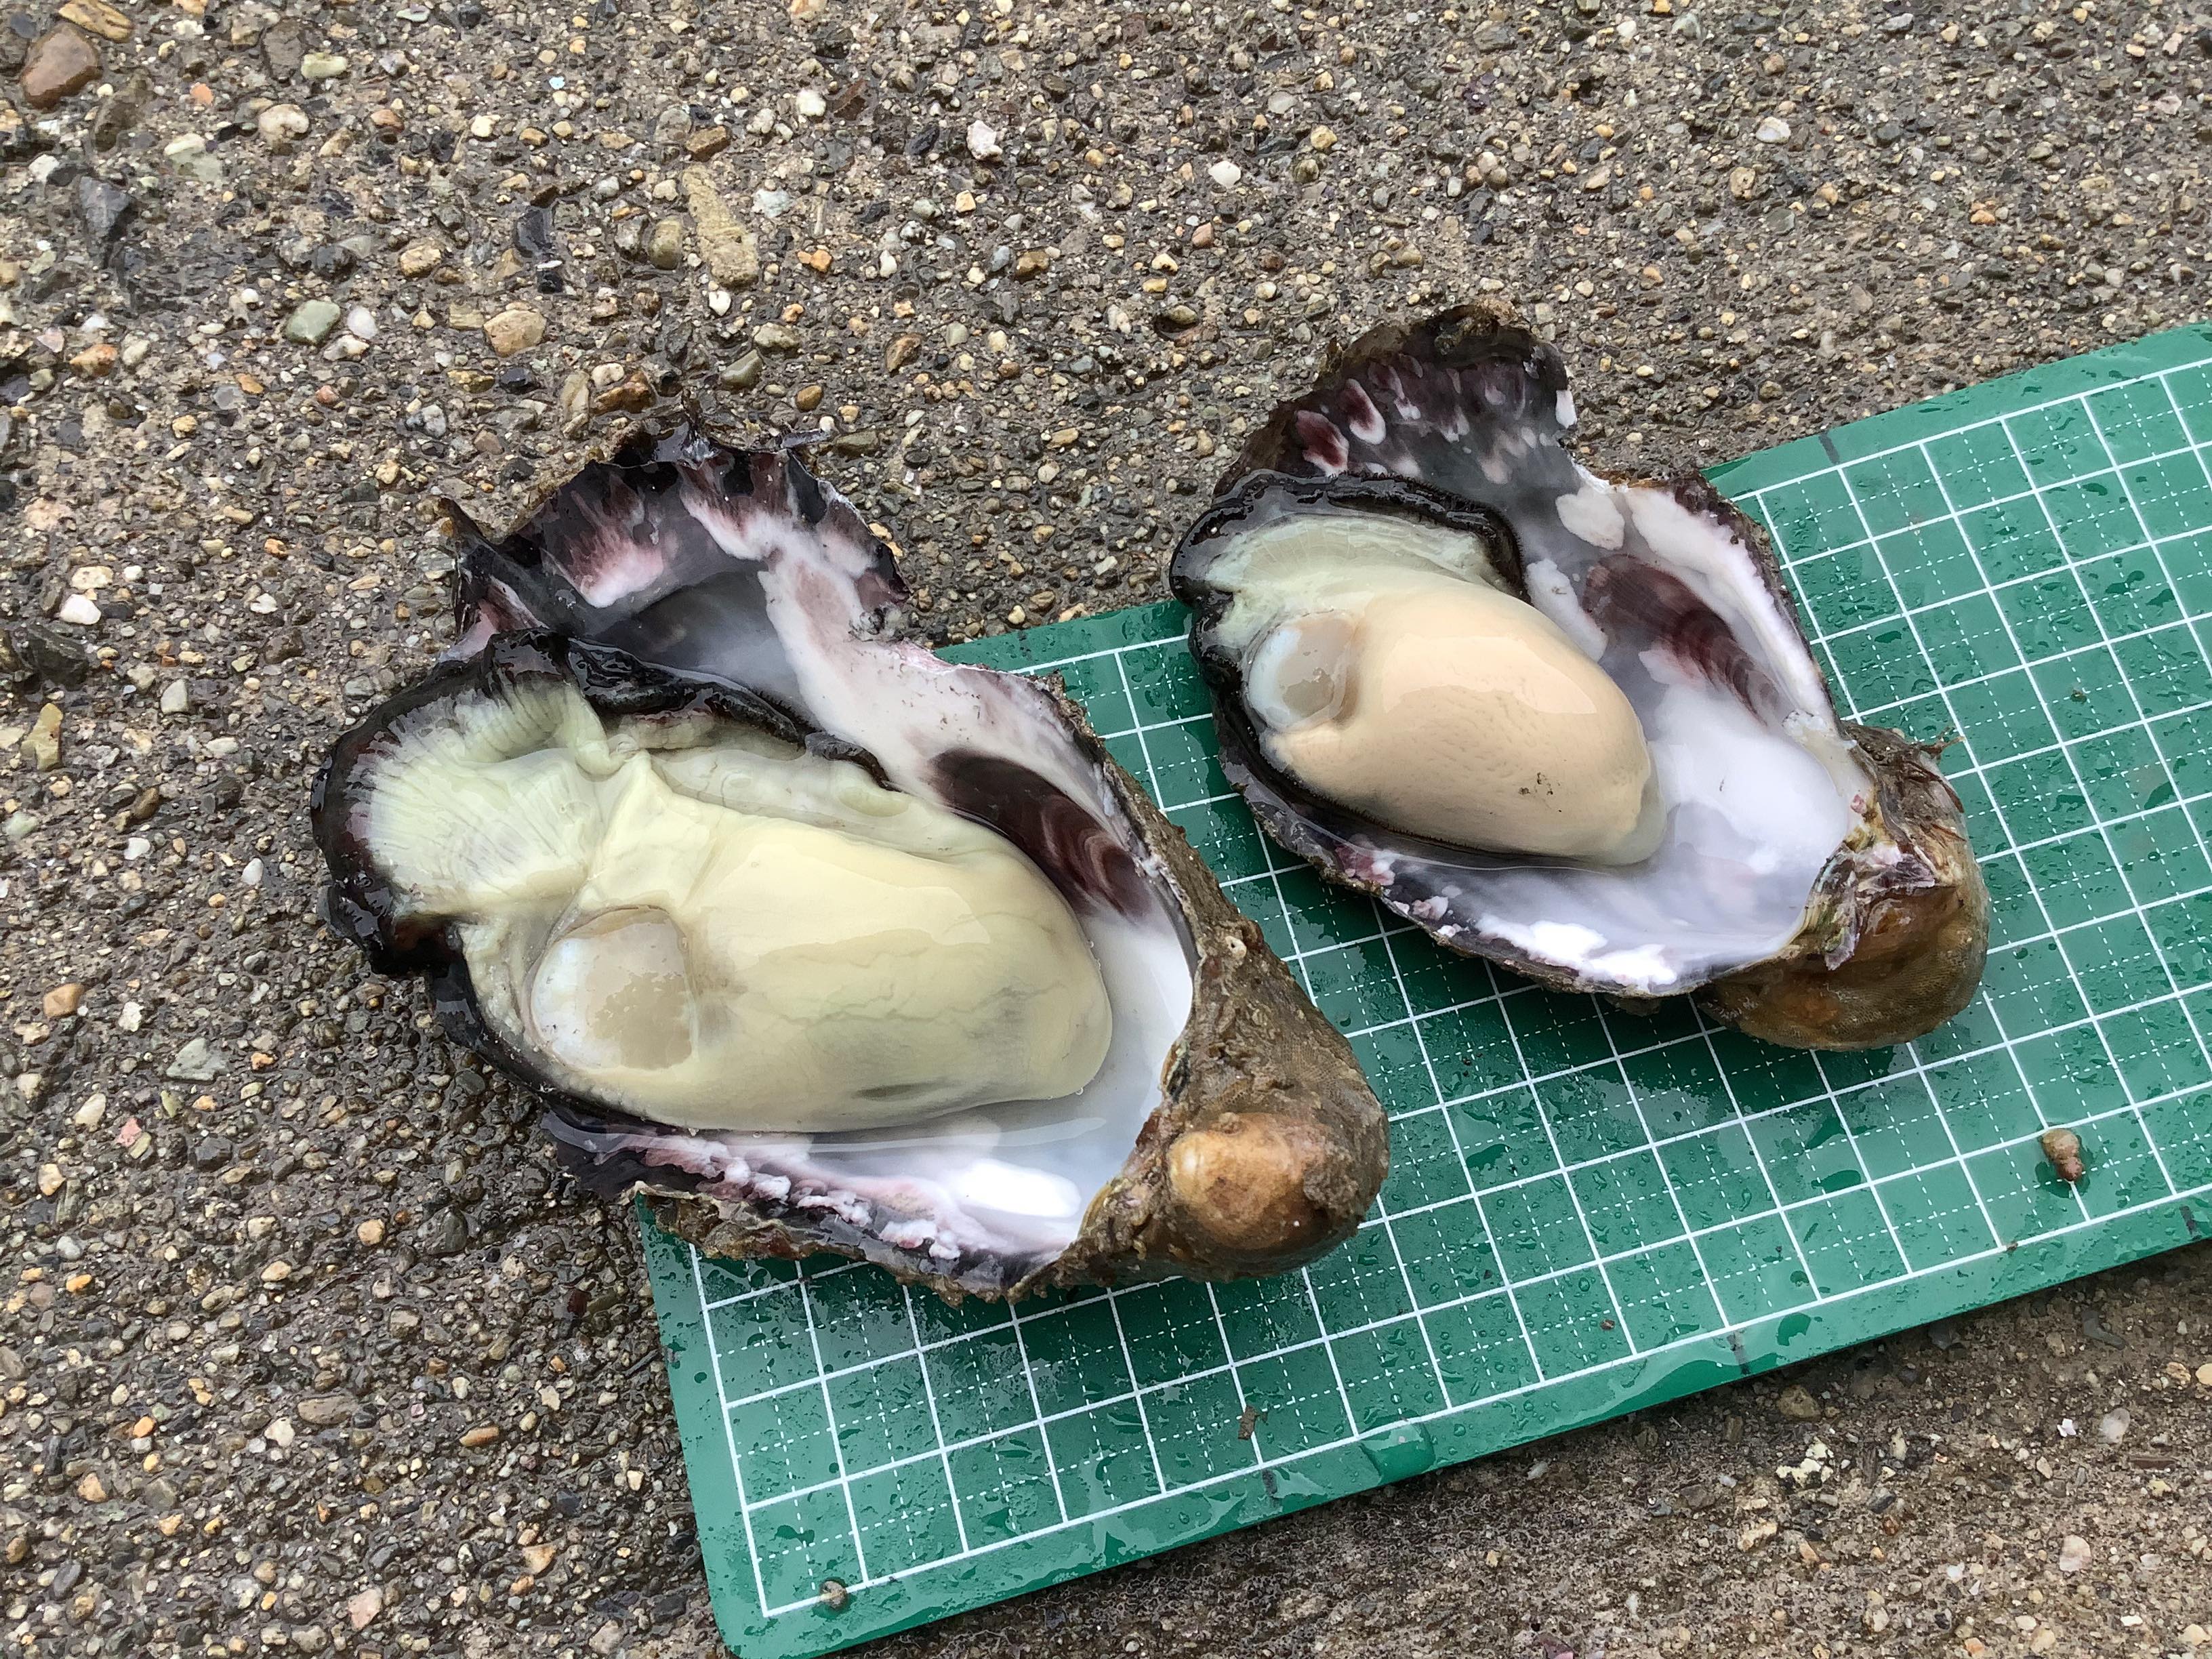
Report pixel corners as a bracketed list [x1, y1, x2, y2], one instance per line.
[652, 325, 2212, 1659]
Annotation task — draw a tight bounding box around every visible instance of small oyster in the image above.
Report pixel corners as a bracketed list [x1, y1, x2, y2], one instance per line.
[314, 429, 1387, 1298]
[1170, 306, 1988, 1050]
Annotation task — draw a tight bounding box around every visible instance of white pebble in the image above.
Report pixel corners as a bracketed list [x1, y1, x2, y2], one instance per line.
[966, 120, 1002, 161]
[1756, 117, 1791, 144]
[1208, 159, 1242, 188]
[58, 594, 101, 626]
[344, 305, 377, 342]
[794, 88, 826, 119]
[257, 103, 310, 145]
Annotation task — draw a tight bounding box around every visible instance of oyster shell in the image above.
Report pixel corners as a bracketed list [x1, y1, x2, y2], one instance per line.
[1170, 306, 1988, 1050]
[314, 429, 1387, 1298]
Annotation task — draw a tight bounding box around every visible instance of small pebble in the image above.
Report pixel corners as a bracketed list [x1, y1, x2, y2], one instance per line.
[20, 24, 100, 108]
[1775, 1385, 1822, 1422]
[283, 300, 340, 344]
[484, 306, 546, 356]
[256, 103, 309, 145]
[645, 219, 685, 270]
[2040, 1127, 2086, 1183]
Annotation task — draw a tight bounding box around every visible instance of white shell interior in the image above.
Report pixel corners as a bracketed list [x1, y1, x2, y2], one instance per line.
[1197, 491, 1872, 993]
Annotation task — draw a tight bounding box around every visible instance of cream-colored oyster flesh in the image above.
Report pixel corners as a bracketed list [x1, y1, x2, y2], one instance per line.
[359, 676, 1113, 1134]
[1210, 513, 1661, 864]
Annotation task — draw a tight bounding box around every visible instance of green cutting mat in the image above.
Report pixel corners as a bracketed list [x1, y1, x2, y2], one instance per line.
[644, 323, 2212, 1658]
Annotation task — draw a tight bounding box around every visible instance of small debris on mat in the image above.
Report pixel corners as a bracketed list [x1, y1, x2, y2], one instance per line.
[818, 1580, 850, 1613]
[2041, 1126, 2087, 1184]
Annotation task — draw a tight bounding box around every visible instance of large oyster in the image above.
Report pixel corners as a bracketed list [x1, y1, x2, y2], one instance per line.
[314, 430, 1387, 1298]
[1170, 306, 1987, 1050]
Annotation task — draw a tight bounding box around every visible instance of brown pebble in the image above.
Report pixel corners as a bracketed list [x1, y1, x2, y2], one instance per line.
[2040, 1126, 2086, 1184]
[43, 983, 83, 1019]
[794, 384, 823, 412]
[590, 369, 655, 415]
[356, 1218, 386, 1246]
[20, 24, 100, 108]
[459, 1424, 499, 1448]
[57, 0, 131, 41]
[1775, 1384, 1822, 1422]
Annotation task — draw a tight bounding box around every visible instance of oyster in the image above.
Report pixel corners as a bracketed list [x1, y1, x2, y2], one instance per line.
[314, 430, 1387, 1298]
[1171, 306, 1987, 1050]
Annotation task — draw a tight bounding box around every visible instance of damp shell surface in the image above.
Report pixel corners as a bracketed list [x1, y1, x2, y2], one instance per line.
[1170, 306, 1988, 1050]
[314, 428, 1387, 1300]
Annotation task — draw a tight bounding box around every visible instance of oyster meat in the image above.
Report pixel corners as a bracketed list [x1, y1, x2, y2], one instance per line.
[315, 430, 1387, 1298]
[1171, 306, 1987, 1050]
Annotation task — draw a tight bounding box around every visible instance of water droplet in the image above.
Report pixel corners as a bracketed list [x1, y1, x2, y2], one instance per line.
[1359, 1422, 1435, 1481]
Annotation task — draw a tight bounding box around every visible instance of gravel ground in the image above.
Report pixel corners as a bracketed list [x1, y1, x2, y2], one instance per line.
[3, 0, 2209, 1654]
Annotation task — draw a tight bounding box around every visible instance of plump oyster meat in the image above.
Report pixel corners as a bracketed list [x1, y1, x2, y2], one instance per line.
[315, 430, 1387, 1298]
[1172, 306, 1988, 1050]
[345, 653, 1112, 1133]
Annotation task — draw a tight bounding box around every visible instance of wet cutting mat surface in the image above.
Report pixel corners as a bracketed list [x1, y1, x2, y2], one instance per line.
[645, 323, 2212, 1658]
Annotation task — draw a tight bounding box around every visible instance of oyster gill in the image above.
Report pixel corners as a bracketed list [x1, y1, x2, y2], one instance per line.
[315, 430, 1387, 1297]
[1171, 306, 1988, 1050]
